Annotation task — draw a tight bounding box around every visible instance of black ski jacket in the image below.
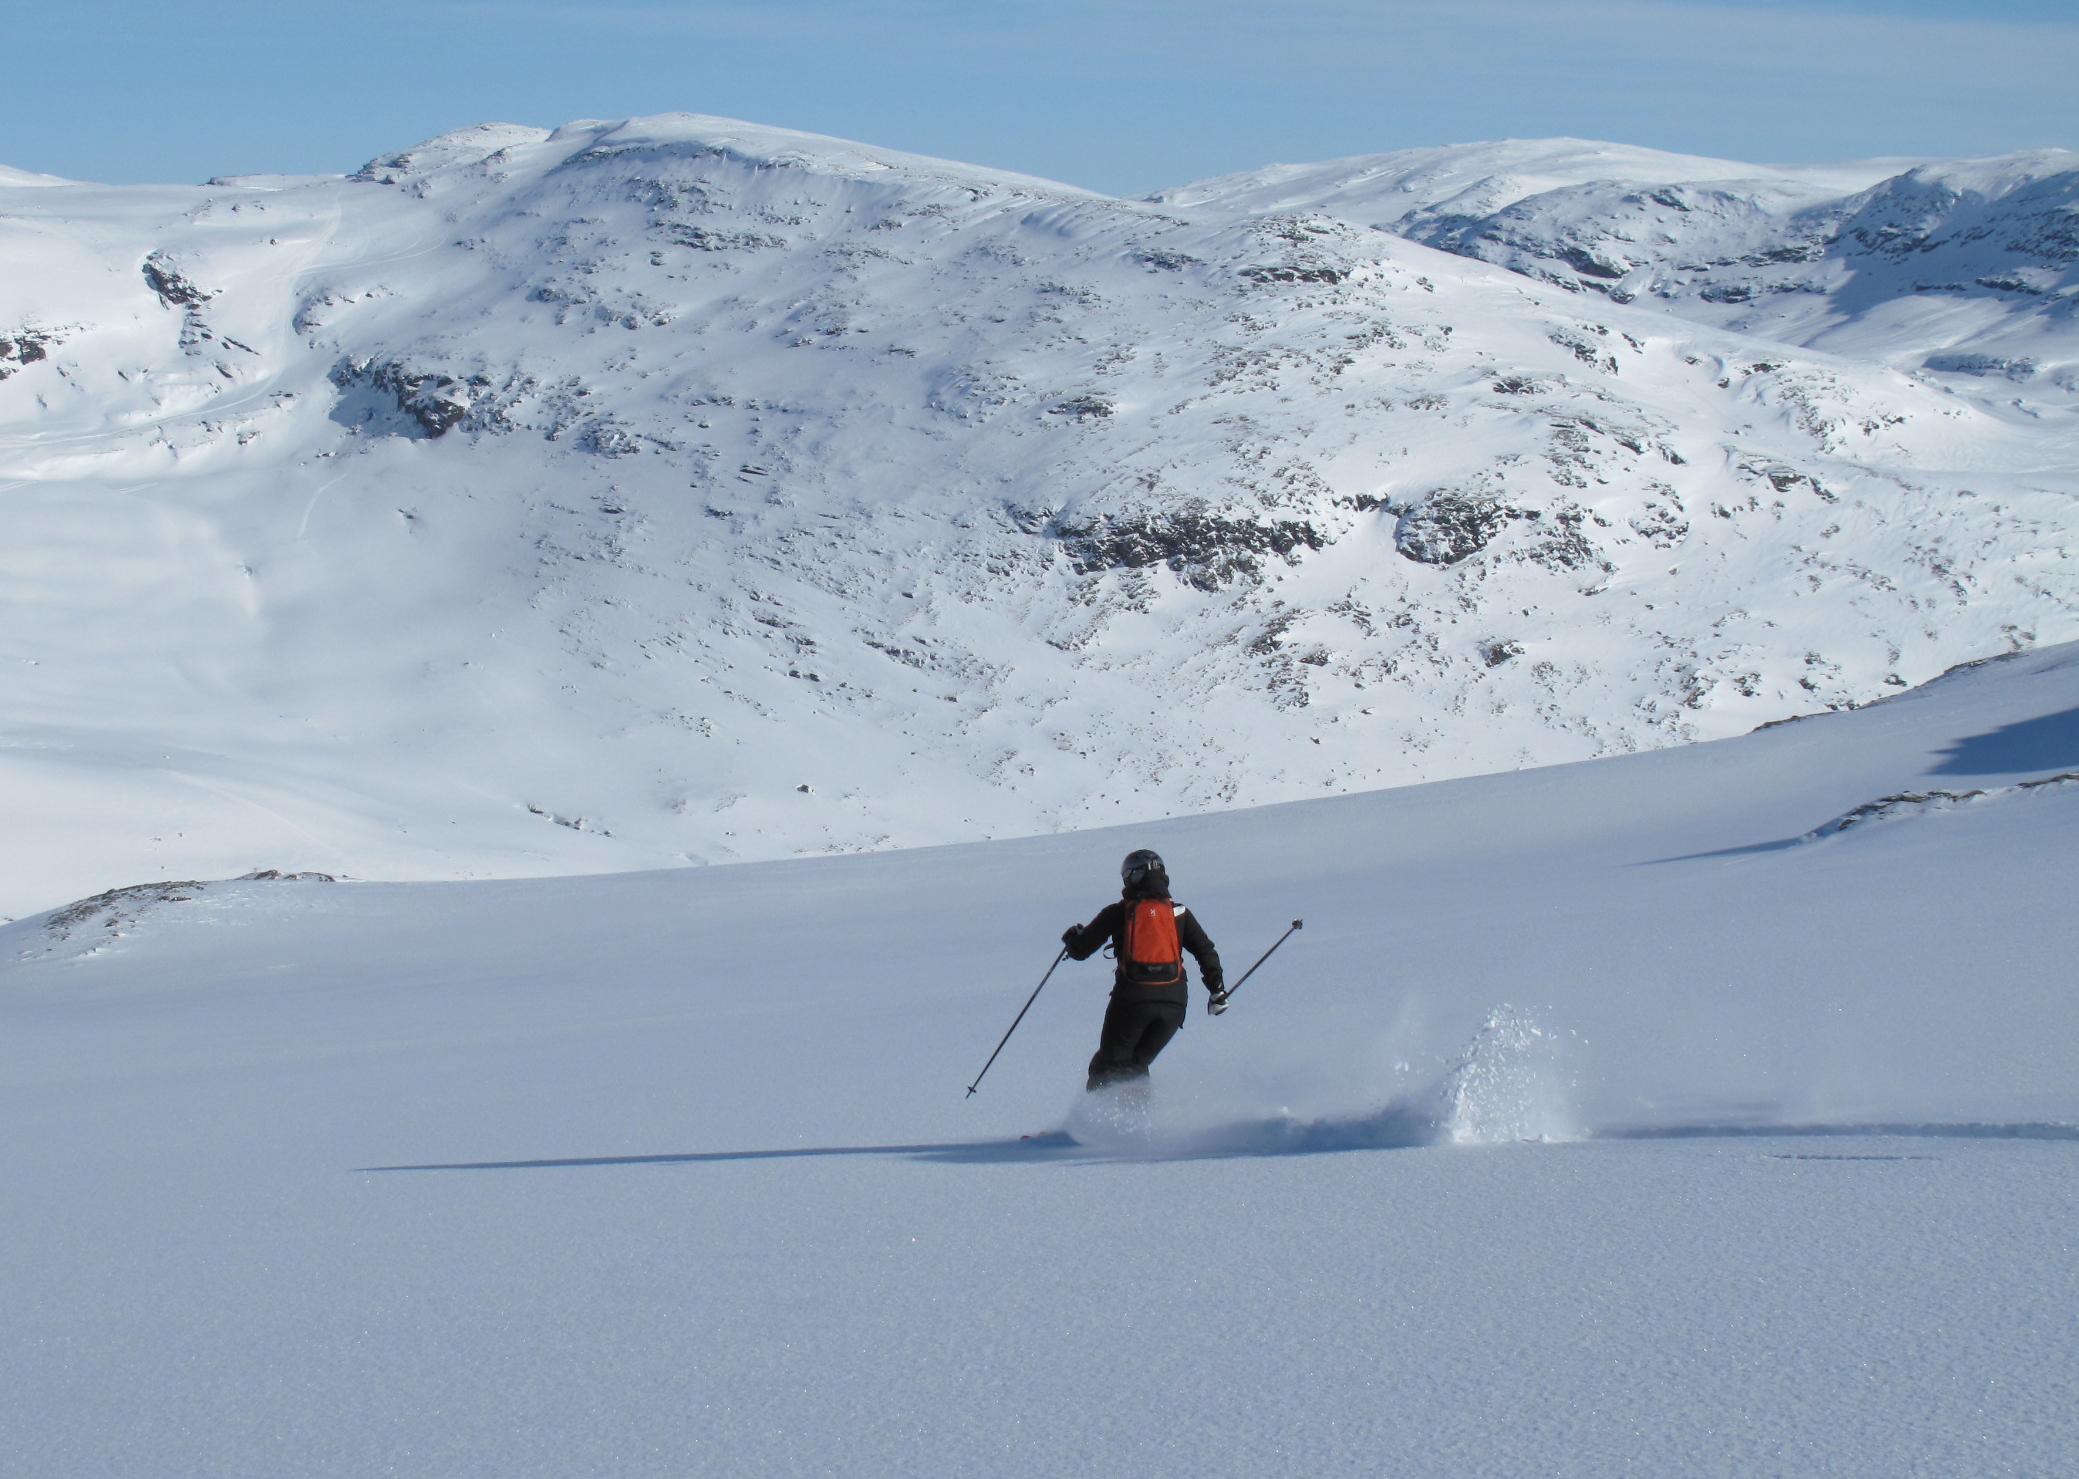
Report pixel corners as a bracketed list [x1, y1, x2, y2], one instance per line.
[1064, 888, 1223, 1005]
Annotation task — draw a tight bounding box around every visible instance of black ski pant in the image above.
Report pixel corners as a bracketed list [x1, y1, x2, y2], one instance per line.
[1087, 997, 1186, 1091]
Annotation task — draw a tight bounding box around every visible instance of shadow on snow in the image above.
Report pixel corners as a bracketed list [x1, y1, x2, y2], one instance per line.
[1928, 706, 2079, 777]
[358, 1104, 1450, 1172]
[359, 1135, 1091, 1172]
[1644, 836, 1804, 863]
[1595, 1121, 2079, 1143]
[359, 1117, 2077, 1174]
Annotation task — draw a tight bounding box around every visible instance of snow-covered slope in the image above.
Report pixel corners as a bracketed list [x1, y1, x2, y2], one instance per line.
[6, 644, 2076, 1477]
[1147, 137, 1916, 228]
[1160, 137, 2079, 387]
[4, 116, 2078, 915]
[0, 163, 72, 188]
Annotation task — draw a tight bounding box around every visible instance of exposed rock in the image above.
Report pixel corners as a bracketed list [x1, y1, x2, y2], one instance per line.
[577, 418, 644, 456]
[1240, 265, 1346, 285]
[1132, 249, 1199, 271]
[330, 359, 484, 437]
[43, 880, 207, 940]
[1395, 493, 1516, 565]
[666, 225, 788, 252]
[1806, 772, 2079, 841]
[1052, 507, 1327, 588]
[0, 327, 57, 379]
[142, 252, 216, 308]
[1923, 352, 2037, 380]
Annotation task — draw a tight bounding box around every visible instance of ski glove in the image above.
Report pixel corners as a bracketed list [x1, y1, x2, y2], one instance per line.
[1207, 990, 1230, 1017]
[1061, 925, 1082, 949]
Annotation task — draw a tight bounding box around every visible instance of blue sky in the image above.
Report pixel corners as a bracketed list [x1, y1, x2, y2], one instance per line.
[10, 0, 2077, 192]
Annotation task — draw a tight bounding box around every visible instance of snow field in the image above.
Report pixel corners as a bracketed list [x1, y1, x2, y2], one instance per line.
[4, 643, 2076, 1476]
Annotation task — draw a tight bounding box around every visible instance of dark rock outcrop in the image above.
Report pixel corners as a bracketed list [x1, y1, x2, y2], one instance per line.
[0, 327, 55, 379]
[143, 252, 216, 308]
[330, 359, 483, 437]
[1052, 507, 1327, 588]
[1394, 493, 1514, 565]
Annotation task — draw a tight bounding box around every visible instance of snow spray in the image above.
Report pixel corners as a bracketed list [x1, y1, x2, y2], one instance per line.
[1436, 1006, 1579, 1145]
[1057, 1004, 1578, 1159]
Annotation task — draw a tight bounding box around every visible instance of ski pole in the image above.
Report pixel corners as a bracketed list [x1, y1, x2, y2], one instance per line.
[1219, 919, 1303, 1004]
[965, 946, 1069, 1098]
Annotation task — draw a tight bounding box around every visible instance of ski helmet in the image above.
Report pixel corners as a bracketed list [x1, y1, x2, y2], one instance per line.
[1121, 849, 1166, 885]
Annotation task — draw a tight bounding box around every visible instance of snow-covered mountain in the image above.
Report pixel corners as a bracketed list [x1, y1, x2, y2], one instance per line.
[1157, 137, 2079, 383]
[3, 116, 2077, 914]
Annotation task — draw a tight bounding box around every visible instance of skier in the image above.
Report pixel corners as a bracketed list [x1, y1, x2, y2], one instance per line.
[1061, 849, 1225, 1093]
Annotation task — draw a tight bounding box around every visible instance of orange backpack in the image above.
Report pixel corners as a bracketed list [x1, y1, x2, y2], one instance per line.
[1122, 898, 1184, 986]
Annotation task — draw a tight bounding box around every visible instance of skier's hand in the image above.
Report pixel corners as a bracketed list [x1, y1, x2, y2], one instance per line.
[1207, 989, 1230, 1016]
[1061, 925, 1081, 949]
